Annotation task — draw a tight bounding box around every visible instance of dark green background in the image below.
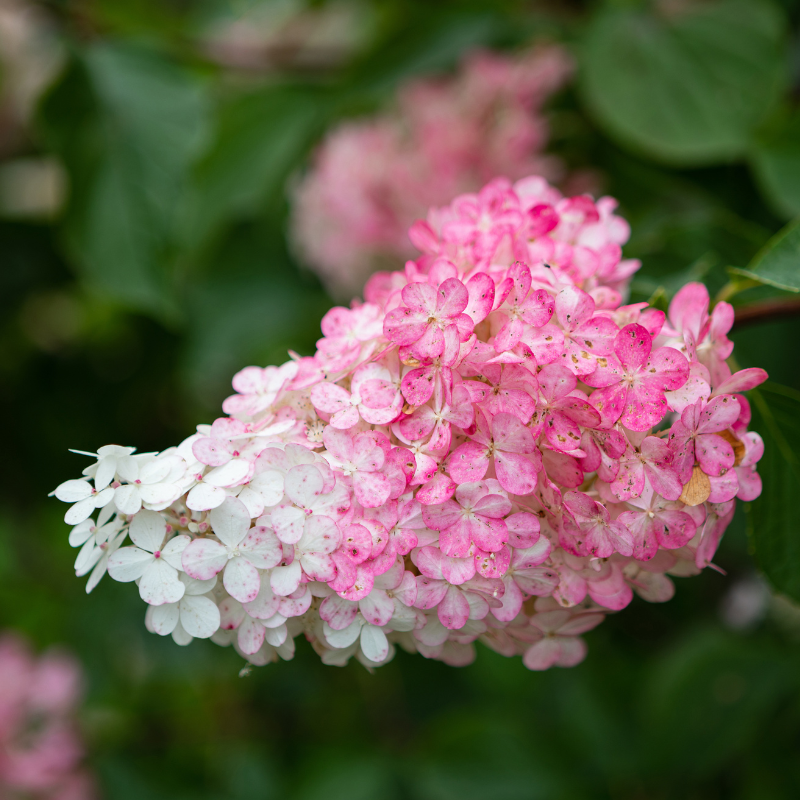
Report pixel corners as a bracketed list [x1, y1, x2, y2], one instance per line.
[2, 1, 800, 797]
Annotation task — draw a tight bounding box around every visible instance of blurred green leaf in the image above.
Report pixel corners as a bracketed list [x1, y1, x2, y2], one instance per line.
[750, 112, 800, 218]
[296, 756, 399, 800]
[39, 43, 210, 317]
[98, 759, 174, 800]
[748, 384, 800, 603]
[581, 0, 786, 165]
[729, 316, 800, 393]
[220, 748, 282, 800]
[413, 767, 559, 800]
[344, 7, 508, 98]
[411, 707, 577, 798]
[625, 206, 767, 301]
[180, 85, 327, 256]
[730, 218, 800, 292]
[642, 628, 797, 778]
[181, 223, 329, 410]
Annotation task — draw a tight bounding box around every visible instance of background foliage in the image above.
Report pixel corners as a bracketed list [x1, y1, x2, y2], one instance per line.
[3, 0, 800, 797]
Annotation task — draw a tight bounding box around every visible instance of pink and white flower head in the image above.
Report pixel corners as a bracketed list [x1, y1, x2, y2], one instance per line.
[291, 44, 574, 298]
[0, 634, 97, 799]
[53, 174, 767, 673]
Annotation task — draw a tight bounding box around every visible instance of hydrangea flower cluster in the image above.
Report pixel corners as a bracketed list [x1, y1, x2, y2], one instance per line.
[291, 44, 573, 298]
[0, 634, 96, 800]
[52, 175, 767, 672]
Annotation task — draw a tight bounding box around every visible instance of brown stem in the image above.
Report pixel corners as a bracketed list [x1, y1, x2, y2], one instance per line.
[732, 296, 800, 329]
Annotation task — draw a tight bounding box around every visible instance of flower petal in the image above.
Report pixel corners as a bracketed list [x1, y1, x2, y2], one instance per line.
[186, 482, 226, 511]
[359, 589, 395, 627]
[113, 485, 142, 516]
[240, 526, 282, 569]
[107, 547, 152, 583]
[324, 618, 362, 649]
[284, 464, 324, 509]
[181, 538, 228, 581]
[150, 602, 180, 635]
[129, 510, 166, 554]
[55, 479, 93, 503]
[238, 617, 266, 655]
[179, 595, 221, 639]
[209, 496, 251, 548]
[438, 586, 470, 629]
[270, 560, 302, 597]
[360, 624, 390, 663]
[139, 559, 185, 605]
[223, 556, 261, 603]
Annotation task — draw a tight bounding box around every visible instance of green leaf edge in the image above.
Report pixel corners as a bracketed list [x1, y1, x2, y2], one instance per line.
[727, 267, 800, 294]
[747, 383, 800, 602]
[727, 217, 800, 293]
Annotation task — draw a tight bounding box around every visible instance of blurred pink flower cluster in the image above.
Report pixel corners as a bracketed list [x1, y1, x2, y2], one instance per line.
[0, 634, 95, 799]
[291, 44, 573, 298]
[53, 175, 766, 672]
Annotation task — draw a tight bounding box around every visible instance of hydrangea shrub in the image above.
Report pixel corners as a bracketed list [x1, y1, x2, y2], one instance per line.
[0, 634, 96, 798]
[53, 175, 767, 672]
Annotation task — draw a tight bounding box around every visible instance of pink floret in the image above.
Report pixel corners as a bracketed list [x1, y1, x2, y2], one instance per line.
[0, 635, 97, 799]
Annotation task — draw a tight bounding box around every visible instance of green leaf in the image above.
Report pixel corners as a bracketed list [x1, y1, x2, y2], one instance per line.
[748, 383, 800, 602]
[580, 0, 787, 165]
[625, 206, 767, 301]
[730, 219, 800, 293]
[296, 756, 398, 800]
[38, 43, 210, 317]
[180, 224, 329, 411]
[179, 86, 326, 256]
[344, 8, 507, 99]
[750, 112, 800, 219]
[642, 628, 796, 777]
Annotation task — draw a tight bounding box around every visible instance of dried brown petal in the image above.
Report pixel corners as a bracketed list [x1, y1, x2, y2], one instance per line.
[679, 465, 711, 506]
[717, 428, 745, 467]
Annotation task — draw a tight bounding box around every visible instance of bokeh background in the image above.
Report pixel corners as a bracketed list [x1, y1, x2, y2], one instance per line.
[3, 0, 800, 797]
